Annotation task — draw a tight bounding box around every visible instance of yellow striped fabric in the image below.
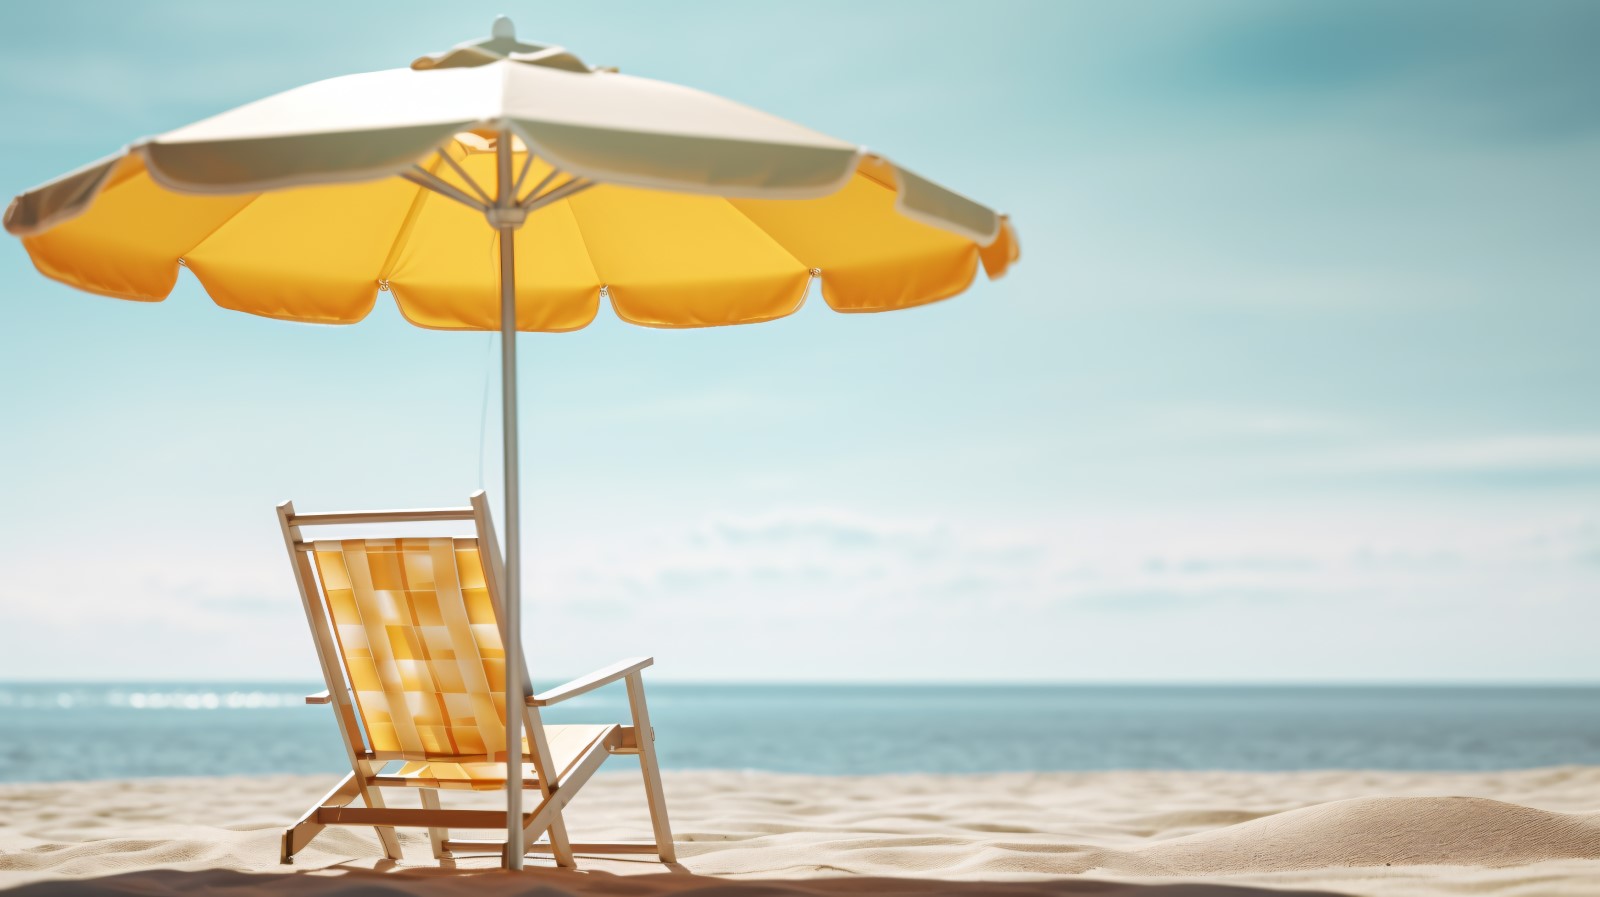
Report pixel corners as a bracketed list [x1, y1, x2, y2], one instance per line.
[310, 537, 514, 761]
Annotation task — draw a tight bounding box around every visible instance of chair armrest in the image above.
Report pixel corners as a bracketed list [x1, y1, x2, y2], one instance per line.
[305, 690, 332, 705]
[527, 657, 653, 707]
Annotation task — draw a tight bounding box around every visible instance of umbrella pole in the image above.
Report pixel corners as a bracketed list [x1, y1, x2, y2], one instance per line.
[495, 135, 526, 871]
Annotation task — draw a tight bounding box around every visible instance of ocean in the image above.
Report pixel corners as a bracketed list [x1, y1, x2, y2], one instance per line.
[1, 682, 1597, 783]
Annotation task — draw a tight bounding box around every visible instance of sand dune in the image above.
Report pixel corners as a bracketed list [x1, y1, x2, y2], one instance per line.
[1120, 796, 1600, 874]
[1, 768, 1598, 896]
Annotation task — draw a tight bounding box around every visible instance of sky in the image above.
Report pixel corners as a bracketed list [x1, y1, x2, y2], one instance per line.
[0, 1, 1597, 683]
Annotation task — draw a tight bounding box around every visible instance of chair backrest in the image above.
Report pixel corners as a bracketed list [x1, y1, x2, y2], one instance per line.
[310, 536, 508, 760]
[279, 492, 529, 763]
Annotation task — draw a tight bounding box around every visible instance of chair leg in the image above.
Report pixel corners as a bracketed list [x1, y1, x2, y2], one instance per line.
[363, 786, 404, 860]
[625, 672, 677, 863]
[500, 802, 573, 868]
[522, 705, 577, 868]
[544, 812, 576, 868]
[281, 772, 362, 864]
[419, 788, 450, 859]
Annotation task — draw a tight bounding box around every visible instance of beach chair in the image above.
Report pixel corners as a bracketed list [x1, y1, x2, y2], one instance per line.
[275, 491, 675, 867]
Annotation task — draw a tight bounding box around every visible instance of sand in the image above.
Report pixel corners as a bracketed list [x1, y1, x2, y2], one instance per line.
[2, 767, 1598, 896]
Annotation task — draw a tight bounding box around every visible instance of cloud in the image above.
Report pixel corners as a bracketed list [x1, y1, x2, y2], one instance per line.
[703, 510, 947, 550]
[526, 499, 1600, 635]
[1114, 407, 1600, 491]
[1145, 404, 1360, 440]
[6, 498, 1599, 680]
[1315, 434, 1600, 475]
[1072, 586, 1292, 614]
[530, 507, 1053, 622]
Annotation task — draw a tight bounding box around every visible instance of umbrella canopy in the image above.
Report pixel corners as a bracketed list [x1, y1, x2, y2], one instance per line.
[4, 20, 1018, 329]
[3, 17, 1019, 870]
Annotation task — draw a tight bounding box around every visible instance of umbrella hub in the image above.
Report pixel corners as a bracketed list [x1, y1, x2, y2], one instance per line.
[411, 16, 599, 74]
[485, 206, 528, 229]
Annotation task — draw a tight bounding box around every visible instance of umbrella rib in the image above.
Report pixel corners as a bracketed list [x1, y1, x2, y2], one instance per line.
[522, 176, 593, 212]
[517, 168, 561, 208]
[402, 167, 488, 213]
[511, 147, 537, 199]
[540, 178, 593, 209]
[433, 148, 495, 206]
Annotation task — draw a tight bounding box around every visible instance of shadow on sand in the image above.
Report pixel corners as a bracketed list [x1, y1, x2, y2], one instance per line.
[0, 864, 1355, 897]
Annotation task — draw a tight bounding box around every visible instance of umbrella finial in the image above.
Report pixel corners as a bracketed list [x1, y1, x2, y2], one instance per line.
[412, 17, 594, 73]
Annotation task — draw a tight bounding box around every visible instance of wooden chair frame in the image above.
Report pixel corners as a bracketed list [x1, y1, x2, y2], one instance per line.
[275, 491, 675, 868]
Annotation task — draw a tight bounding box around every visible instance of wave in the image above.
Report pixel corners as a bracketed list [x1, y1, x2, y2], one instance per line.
[0, 684, 312, 711]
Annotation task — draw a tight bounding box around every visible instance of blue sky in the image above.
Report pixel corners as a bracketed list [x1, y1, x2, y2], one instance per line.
[1, 1, 1597, 682]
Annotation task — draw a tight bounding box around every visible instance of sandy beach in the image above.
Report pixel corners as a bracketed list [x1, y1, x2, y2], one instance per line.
[2, 767, 1597, 896]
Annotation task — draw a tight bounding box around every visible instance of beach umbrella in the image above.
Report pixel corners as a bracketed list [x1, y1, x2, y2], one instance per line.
[3, 17, 1019, 868]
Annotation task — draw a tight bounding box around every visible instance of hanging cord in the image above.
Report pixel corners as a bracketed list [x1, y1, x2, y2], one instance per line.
[478, 227, 506, 489]
[477, 330, 496, 488]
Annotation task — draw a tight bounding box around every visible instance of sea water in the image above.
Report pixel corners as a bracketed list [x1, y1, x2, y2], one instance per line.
[1, 682, 1597, 782]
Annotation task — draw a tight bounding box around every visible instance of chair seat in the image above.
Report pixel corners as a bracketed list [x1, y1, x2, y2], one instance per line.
[391, 724, 615, 791]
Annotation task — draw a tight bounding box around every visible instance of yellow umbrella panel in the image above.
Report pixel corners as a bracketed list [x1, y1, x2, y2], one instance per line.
[14, 139, 1018, 330]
